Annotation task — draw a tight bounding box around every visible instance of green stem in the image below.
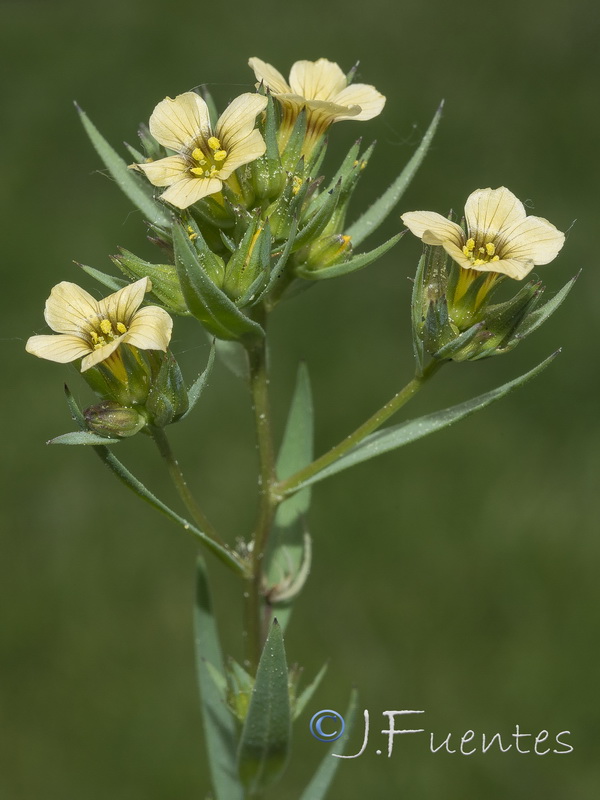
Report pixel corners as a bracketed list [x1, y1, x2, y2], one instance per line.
[276, 359, 444, 496]
[244, 325, 277, 673]
[151, 426, 226, 551]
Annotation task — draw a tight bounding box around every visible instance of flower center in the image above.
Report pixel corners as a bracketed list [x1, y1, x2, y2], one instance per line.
[90, 318, 128, 349]
[189, 136, 228, 179]
[462, 237, 501, 267]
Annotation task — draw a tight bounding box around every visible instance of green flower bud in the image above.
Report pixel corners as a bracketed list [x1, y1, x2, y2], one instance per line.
[84, 401, 146, 438]
[302, 233, 353, 272]
[145, 351, 189, 427]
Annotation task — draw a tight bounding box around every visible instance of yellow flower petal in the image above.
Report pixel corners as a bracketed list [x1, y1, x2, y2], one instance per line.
[81, 338, 124, 371]
[248, 57, 291, 94]
[149, 92, 211, 151]
[499, 215, 565, 265]
[218, 129, 266, 179]
[125, 306, 173, 351]
[464, 187, 526, 241]
[44, 282, 100, 335]
[401, 211, 465, 248]
[332, 83, 386, 121]
[289, 58, 347, 101]
[100, 278, 150, 326]
[160, 176, 222, 208]
[134, 155, 189, 187]
[216, 93, 268, 150]
[26, 333, 90, 363]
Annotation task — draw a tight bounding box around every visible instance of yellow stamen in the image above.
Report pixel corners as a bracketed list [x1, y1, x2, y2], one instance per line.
[191, 148, 205, 163]
[478, 247, 485, 255]
[100, 319, 112, 335]
[90, 331, 99, 343]
[116, 322, 127, 334]
[190, 167, 205, 176]
[187, 225, 198, 241]
[207, 137, 221, 151]
[213, 149, 227, 162]
[292, 175, 303, 195]
[465, 238, 475, 252]
[485, 242, 496, 256]
[473, 259, 485, 266]
[491, 255, 500, 262]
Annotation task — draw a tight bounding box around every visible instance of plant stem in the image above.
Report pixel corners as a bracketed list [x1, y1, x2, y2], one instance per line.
[276, 359, 444, 496]
[244, 326, 277, 673]
[151, 426, 226, 551]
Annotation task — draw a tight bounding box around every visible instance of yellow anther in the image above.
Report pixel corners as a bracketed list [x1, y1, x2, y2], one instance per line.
[90, 331, 99, 343]
[100, 319, 113, 335]
[292, 175, 303, 195]
[473, 259, 485, 266]
[341, 235, 352, 245]
[187, 225, 198, 241]
[191, 148, 203, 162]
[465, 238, 475, 252]
[478, 246, 485, 255]
[190, 167, 205, 176]
[207, 137, 221, 151]
[485, 242, 496, 256]
[213, 149, 227, 162]
[116, 322, 127, 334]
[491, 255, 500, 262]
[462, 245, 471, 257]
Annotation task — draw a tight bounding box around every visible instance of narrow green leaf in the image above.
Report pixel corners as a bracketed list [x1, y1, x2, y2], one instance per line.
[267, 363, 314, 630]
[48, 430, 120, 445]
[297, 232, 403, 280]
[510, 272, 579, 342]
[411, 253, 426, 375]
[181, 341, 216, 420]
[195, 558, 244, 800]
[77, 263, 127, 293]
[62, 386, 246, 575]
[286, 352, 559, 492]
[299, 689, 359, 800]
[76, 104, 171, 228]
[237, 620, 291, 794]
[346, 102, 444, 247]
[293, 662, 328, 721]
[173, 223, 264, 341]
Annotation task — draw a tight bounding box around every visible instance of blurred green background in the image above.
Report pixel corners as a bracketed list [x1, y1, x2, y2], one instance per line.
[2, 0, 599, 797]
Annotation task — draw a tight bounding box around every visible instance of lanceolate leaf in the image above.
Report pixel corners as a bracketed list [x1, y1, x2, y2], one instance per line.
[76, 105, 171, 228]
[195, 558, 244, 800]
[299, 689, 359, 800]
[509, 272, 579, 343]
[77, 263, 127, 293]
[297, 232, 403, 281]
[285, 353, 558, 492]
[181, 341, 216, 420]
[237, 620, 291, 794]
[48, 430, 120, 445]
[346, 101, 444, 247]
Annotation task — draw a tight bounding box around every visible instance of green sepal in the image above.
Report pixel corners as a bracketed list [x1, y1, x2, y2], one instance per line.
[411, 254, 426, 375]
[77, 262, 127, 293]
[292, 180, 342, 252]
[299, 689, 359, 800]
[424, 296, 457, 353]
[347, 101, 444, 247]
[237, 620, 291, 794]
[191, 195, 237, 231]
[284, 352, 559, 492]
[432, 321, 486, 361]
[137, 122, 163, 161]
[48, 431, 121, 445]
[145, 351, 189, 427]
[111, 249, 189, 314]
[222, 215, 272, 304]
[181, 341, 215, 420]
[173, 222, 264, 341]
[123, 141, 145, 163]
[224, 658, 255, 722]
[250, 94, 285, 201]
[505, 271, 579, 347]
[281, 108, 308, 172]
[297, 231, 402, 280]
[76, 104, 171, 228]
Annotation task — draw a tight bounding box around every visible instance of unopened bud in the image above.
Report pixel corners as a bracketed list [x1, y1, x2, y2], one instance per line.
[84, 401, 146, 438]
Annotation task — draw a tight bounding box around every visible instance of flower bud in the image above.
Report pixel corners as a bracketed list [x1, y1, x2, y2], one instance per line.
[84, 401, 146, 438]
[145, 351, 189, 427]
[302, 233, 353, 272]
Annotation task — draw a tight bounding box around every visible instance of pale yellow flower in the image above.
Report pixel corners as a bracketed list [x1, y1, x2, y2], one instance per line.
[248, 57, 385, 151]
[133, 92, 268, 209]
[26, 278, 173, 372]
[401, 186, 565, 281]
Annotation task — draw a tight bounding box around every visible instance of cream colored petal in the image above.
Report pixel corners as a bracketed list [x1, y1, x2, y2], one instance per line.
[304, 98, 362, 123]
[289, 58, 347, 101]
[81, 338, 123, 371]
[44, 282, 100, 335]
[26, 333, 90, 363]
[470, 257, 535, 280]
[125, 306, 173, 351]
[499, 215, 565, 265]
[464, 187, 526, 241]
[160, 176, 222, 208]
[149, 92, 212, 152]
[100, 278, 150, 326]
[248, 57, 291, 94]
[441, 241, 479, 271]
[332, 83, 386, 121]
[401, 211, 465, 248]
[216, 93, 268, 150]
[134, 155, 189, 187]
[218, 129, 267, 179]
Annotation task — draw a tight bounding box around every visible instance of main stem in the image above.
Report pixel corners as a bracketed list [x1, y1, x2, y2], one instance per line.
[245, 326, 277, 673]
[277, 359, 444, 496]
[151, 426, 225, 549]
